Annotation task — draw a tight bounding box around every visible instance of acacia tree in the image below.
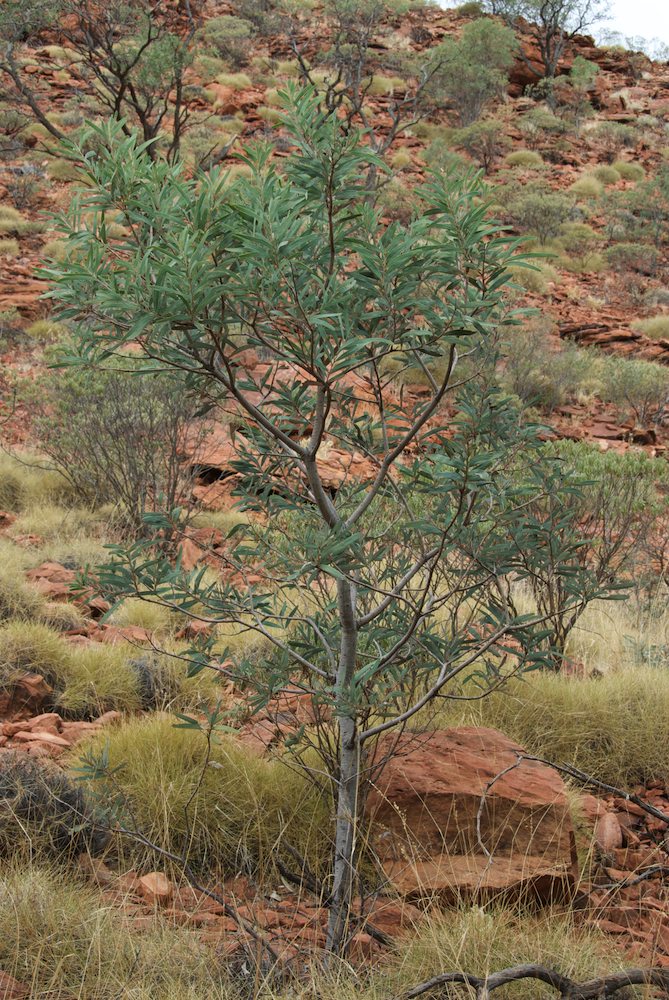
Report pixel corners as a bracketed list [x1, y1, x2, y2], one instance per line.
[46, 88, 600, 957]
[487, 0, 608, 80]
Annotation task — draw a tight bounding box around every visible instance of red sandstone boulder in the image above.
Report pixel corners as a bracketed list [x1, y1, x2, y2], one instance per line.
[366, 727, 577, 904]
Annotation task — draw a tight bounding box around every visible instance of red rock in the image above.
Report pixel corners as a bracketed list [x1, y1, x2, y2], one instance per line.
[0, 971, 29, 999]
[366, 727, 577, 903]
[0, 672, 53, 718]
[594, 812, 624, 853]
[138, 872, 174, 906]
[12, 729, 71, 747]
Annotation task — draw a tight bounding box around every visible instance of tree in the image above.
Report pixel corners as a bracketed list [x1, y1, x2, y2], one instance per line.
[487, 0, 608, 80]
[45, 89, 602, 957]
[0, 0, 195, 161]
[427, 18, 517, 125]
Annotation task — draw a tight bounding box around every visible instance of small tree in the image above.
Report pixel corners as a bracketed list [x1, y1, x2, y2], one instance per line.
[46, 89, 601, 957]
[427, 18, 517, 125]
[487, 0, 608, 80]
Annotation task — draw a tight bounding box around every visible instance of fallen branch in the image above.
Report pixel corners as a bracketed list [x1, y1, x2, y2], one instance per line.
[399, 963, 669, 999]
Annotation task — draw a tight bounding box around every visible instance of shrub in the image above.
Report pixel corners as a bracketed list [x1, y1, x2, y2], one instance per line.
[76, 715, 332, 878]
[455, 0, 484, 13]
[631, 314, 669, 339]
[454, 119, 510, 172]
[505, 149, 543, 168]
[591, 121, 636, 162]
[507, 188, 573, 245]
[502, 327, 593, 413]
[598, 354, 669, 425]
[569, 175, 603, 199]
[198, 15, 254, 69]
[606, 242, 658, 275]
[31, 351, 198, 538]
[422, 138, 469, 175]
[612, 159, 644, 182]
[591, 164, 620, 185]
[0, 751, 105, 860]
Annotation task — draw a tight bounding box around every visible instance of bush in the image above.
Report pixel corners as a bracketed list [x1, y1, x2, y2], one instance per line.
[591, 121, 636, 162]
[505, 149, 543, 168]
[569, 175, 603, 199]
[591, 164, 620, 185]
[454, 119, 510, 172]
[502, 323, 593, 412]
[631, 314, 669, 339]
[198, 15, 254, 69]
[606, 242, 658, 275]
[598, 354, 669, 425]
[612, 159, 644, 182]
[507, 188, 573, 245]
[31, 350, 198, 538]
[0, 751, 105, 860]
[76, 715, 332, 878]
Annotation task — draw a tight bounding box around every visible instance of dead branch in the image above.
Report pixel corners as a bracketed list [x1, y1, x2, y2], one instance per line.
[398, 963, 669, 999]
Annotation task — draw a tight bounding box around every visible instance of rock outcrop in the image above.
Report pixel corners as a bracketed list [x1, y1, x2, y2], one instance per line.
[366, 727, 578, 903]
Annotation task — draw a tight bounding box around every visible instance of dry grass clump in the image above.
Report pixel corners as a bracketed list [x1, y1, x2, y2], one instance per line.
[108, 596, 182, 636]
[569, 175, 603, 199]
[0, 205, 27, 235]
[612, 159, 644, 182]
[0, 864, 233, 999]
[0, 238, 20, 257]
[0, 554, 48, 623]
[0, 621, 143, 716]
[505, 149, 543, 168]
[591, 164, 620, 185]
[0, 451, 74, 512]
[631, 314, 669, 339]
[76, 715, 332, 878]
[386, 907, 632, 1000]
[214, 71, 252, 90]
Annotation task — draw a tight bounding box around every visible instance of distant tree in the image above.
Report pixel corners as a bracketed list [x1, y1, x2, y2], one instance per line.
[46, 90, 603, 958]
[486, 0, 608, 80]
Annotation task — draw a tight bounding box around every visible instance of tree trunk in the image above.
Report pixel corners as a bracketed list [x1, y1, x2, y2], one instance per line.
[326, 577, 360, 956]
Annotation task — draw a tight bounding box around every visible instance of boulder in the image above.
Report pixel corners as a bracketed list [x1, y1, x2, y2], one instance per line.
[366, 727, 578, 904]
